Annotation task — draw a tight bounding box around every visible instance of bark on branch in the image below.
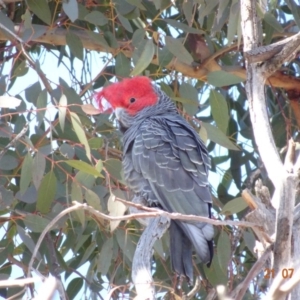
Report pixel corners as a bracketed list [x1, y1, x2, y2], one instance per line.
[132, 216, 170, 300]
[241, 0, 300, 299]
[1, 25, 300, 92]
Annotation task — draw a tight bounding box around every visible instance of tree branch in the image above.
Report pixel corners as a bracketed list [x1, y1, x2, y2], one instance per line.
[230, 244, 273, 300]
[240, 0, 298, 286]
[244, 32, 300, 64]
[1, 25, 300, 91]
[26, 201, 260, 280]
[132, 216, 169, 300]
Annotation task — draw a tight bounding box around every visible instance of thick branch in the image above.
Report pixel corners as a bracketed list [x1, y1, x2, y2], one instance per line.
[265, 31, 300, 75]
[132, 216, 170, 300]
[0, 25, 300, 91]
[240, 0, 297, 290]
[245, 33, 300, 64]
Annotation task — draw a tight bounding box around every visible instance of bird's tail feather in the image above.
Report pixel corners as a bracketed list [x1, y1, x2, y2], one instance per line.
[180, 222, 214, 266]
[170, 221, 193, 283]
[170, 221, 214, 282]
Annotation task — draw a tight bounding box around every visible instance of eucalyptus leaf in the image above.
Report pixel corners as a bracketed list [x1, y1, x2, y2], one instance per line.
[207, 71, 244, 87]
[217, 230, 231, 274]
[202, 122, 240, 150]
[209, 90, 229, 133]
[165, 36, 194, 65]
[130, 39, 155, 76]
[70, 112, 91, 160]
[26, 0, 52, 25]
[36, 171, 57, 214]
[66, 31, 84, 61]
[85, 11, 108, 26]
[221, 197, 248, 215]
[65, 160, 103, 178]
[63, 0, 78, 22]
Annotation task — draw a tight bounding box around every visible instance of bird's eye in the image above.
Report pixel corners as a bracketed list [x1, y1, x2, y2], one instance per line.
[129, 97, 136, 103]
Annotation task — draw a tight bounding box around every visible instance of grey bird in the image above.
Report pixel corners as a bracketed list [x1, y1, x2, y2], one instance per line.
[96, 76, 214, 282]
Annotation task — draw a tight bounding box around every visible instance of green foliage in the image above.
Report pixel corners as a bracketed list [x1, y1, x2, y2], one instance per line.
[0, 0, 298, 299]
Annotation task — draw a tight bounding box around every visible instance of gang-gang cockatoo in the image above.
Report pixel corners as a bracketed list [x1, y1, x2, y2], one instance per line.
[96, 76, 214, 282]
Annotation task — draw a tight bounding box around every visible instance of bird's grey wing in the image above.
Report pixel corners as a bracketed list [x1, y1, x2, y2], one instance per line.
[130, 118, 214, 277]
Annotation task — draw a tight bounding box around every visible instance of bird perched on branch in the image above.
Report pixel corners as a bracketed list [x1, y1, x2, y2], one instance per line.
[96, 76, 214, 283]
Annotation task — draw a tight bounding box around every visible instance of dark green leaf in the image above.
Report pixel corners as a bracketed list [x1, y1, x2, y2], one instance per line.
[209, 90, 229, 133]
[70, 112, 91, 160]
[63, 0, 78, 22]
[117, 13, 133, 32]
[115, 53, 131, 78]
[182, 1, 193, 25]
[15, 185, 37, 204]
[243, 230, 256, 255]
[87, 31, 109, 50]
[79, 242, 96, 266]
[207, 71, 244, 87]
[75, 171, 95, 189]
[130, 39, 155, 76]
[126, 0, 146, 10]
[165, 19, 204, 34]
[65, 160, 103, 177]
[36, 171, 57, 214]
[116, 229, 135, 262]
[20, 153, 33, 195]
[97, 238, 114, 275]
[217, 230, 231, 274]
[0, 154, 18, 170]
[165, 36, 194, 65]
[157, 46, 173, 67]
[85, 11, 108, 26]
[66, 278, 83, 300]
[264, 12, 283, 32]
[66, 32, 84, 60]
[36, 89, 47, 124]
[286, 0, 300, 28]
[0, 11, 18, 40]
[24, 214, 50, 232]
[88, 137, 103, 149]
[32, 151, 46, 190]
[202, 122, 240, 150]
[17, 226, 42, 259]
[132, 28, 145, 47]
[204, 255, 228, 286]
[85, 189, 102, 211]
[25, 81, 42, 105]
[0, 186, 14, 209]
[179, 82, 199, 115]
[59, 144, 75, 159]
[26, 0, 52, 25]
[221, 197, 248, 215]
[71, 181, 85, 224]
[12, 60, 28, 77]
[197, 0, 219, 21]
[104, 159, 124, 183]
[21, 24, 47, 41]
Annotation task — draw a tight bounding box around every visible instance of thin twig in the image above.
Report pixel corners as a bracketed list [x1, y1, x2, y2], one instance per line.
[231, 244, 273, 300]
[0, 278, 39, 287]
[26, 201, 260, 279]
[0, 123, 28, 159]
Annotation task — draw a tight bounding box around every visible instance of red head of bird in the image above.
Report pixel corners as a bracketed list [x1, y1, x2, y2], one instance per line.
[95, 77, 158, 117]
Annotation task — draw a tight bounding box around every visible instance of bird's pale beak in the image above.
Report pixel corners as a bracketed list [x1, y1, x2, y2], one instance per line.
[115, 107, 123, 120]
